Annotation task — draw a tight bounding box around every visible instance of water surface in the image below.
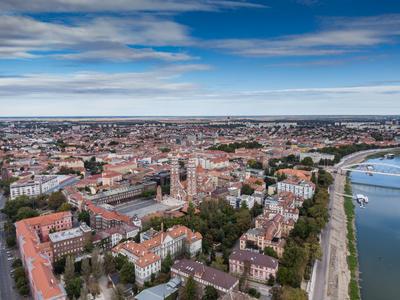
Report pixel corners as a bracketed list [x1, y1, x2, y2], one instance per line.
[350, 157, 400, 300]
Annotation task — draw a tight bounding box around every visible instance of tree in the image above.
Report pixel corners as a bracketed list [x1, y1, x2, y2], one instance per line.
[210, 256, 227, 272]
[57, 202, 72, 212]
[104, 252, 116, 275]
[183, 275, 197, 300]
[78, 210, 90, 225]
[65, 277, 82, 300]
[161, 252, 173, 274]
[301, 157, 314, 167]
[241, 184, 254, 195]
[88, 276, 100, 298]
[267, 274, 275, 286]
[264, 246, 278, 259]
[271, 286, 307, 300]
[81, 258, 91, 282]
[120, 261, 135, 284]
[64, 256, 75, 284]
[79, 283, 89, 300]
[48, 191, 67, 211]
[90, 248, 102, 279]
[16, 206, 39, 220]
[114, 254, 129, 271]
[112, 284, 125, 300]
[202, 285, 218, 300]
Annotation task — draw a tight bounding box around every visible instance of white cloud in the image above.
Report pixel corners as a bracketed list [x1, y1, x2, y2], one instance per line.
[0, 69, 399, 116]
[0, 15, 194, 61]
[0, 0, 265, 13]
[206, 14, 400, 57]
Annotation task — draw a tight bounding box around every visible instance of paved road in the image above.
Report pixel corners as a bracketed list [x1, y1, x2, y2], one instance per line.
[312, 148, 399, 300]
[114, 198, 169, 218]
[0, 193, 20, 300]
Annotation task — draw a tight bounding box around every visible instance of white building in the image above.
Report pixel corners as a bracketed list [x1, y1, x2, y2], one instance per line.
[227, 194, 255, 209]
[299, 152, 335, 163]
[10, 175, 60, 200]
[277, 179, 315, 200]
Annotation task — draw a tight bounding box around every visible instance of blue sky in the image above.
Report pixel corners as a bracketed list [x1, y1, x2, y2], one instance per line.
[0, 0, 400, 116]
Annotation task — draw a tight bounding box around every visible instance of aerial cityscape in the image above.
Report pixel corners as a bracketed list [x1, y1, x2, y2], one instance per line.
[1, 1, 400, 300]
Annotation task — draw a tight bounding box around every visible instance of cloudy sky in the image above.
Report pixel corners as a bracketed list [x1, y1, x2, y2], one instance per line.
[1, 0, 400, 116]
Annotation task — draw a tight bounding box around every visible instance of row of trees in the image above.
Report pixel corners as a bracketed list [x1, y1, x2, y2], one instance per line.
[208, 141, 262, 153]
[11, 259, 30, 296]
[318, 143, 395, 163]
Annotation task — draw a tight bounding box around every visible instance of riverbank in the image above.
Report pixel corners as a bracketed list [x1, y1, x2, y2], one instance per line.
[344, 178, 361, 300]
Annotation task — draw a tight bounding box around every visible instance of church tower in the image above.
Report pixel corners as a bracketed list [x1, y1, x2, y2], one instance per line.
[170, 156, 181, 199]
[187, 156, 197, 202]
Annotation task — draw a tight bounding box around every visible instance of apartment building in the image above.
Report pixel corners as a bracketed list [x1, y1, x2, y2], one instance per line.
[229, 249, 278, 283]
[10, 175, 60, 200]
[277, 178, 315, 199]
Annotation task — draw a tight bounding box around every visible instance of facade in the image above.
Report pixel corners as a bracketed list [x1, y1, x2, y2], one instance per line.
[86, 200, 133, 230]
[50, 223, 92, 261]
[112, 241, 162, 285]
[171, 259, 239, 294]
[15, 212, 72, 300]
[229, 249, 278, 283]
[112, 225, 202, 285]
[277, 178, 315, 199]
[227, 194, 255, 209]
[10, 175, 60, 200]
[299, 152, 335, 163]
[87, 181, 157, 205]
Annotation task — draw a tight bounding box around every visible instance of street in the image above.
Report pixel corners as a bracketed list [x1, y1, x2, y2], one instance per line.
[0, 192, 21, 300]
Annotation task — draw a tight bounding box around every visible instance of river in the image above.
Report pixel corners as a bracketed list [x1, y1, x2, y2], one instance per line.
[350, 156, 400, 300]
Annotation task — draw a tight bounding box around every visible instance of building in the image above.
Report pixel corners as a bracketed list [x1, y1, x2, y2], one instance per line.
[93, 223, 139, 249]
[10, 175, 60, 200]
[227, 194, 255, 209]
[170, 157, 187, 201]
[277, 178, 315, 199]
[229, 249, 278, 283]
[86, 200, 134, 230]
[112, 241, 162, 284]
[299, 152, 335, 163]
[187, 156, 197, 202]
[50, 223, 92, 261]
[112, 225, 202, 285]
[87, 181, 157, 205]
[171, 259, 239, 294]
[15, 212, 73, 300]
[135, 277, 181, 300]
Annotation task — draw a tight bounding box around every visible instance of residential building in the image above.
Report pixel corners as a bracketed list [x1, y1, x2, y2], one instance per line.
[10, 175, 60, 200]
[277, 178, 315, 199]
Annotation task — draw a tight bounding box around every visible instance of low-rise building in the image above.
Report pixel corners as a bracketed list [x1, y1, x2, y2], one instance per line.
[171, 259, 239, 294]
[229, 249, 278, 283]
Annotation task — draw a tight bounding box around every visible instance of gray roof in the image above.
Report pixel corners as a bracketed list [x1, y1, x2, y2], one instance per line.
[135, 277, 181, 300]
[171, 259, 238, 291]
[229, 249, 278, 269]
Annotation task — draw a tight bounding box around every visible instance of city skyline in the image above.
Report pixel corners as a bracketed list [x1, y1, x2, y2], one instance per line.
[1, 0, 400, 116]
